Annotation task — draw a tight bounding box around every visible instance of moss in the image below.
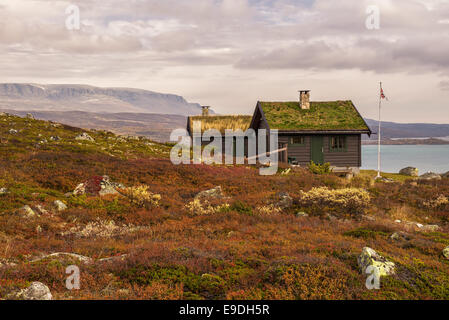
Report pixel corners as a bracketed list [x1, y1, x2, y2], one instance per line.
[260, 101, 370, 131]
[230, 201, 253, 215]
[116, 264, 228, 299]
[343, 228, 388, 239]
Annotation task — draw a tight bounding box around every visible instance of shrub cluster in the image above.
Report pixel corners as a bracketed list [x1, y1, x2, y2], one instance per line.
[120, 185, 161, 208]
[297, 187, 371, 215]
[308, 161, 332, 174]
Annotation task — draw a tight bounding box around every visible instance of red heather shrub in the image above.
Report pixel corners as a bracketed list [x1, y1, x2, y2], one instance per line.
[84, 175, 104, 195]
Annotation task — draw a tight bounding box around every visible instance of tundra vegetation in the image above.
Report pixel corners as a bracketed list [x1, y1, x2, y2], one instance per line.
[1, 113, 449, 300]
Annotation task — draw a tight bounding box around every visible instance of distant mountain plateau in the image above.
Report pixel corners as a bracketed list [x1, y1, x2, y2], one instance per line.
[1, 83, 448, 144]
[0, 83, 205, 116]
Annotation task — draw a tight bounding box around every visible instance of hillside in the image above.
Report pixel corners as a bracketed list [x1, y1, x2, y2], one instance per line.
[364, 118, 449, 140]
[0, 109, 187, 143]
[0, 83, 205, 116]
[1, 113, 449, 300]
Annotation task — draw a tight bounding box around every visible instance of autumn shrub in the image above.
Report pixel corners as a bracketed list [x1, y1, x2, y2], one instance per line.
[308, 161, 332, 174]
[297, 187, 371, 215]
[185, 199, 230, 216]
[422, 195, 449, 209]
[229, 201, 253, 215]
[120, 185, 161, 208]
[263, 263, 352, 299]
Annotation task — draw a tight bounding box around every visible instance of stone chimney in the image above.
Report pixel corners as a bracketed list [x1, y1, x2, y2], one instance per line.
[299, 90, 310, 110]
[202, 106, 210, 116]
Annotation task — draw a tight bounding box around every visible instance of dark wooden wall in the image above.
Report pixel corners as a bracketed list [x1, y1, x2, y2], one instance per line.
[278, 135, 310, 164]
[323, 134, 361, 167]
[279, 134, 361, 167]
[194, 133, 362, 167]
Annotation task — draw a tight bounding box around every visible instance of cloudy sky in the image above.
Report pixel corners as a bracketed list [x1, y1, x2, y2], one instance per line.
[1, 0, 449, 122]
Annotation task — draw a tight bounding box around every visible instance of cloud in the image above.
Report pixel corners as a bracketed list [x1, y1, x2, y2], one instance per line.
[439, 80, 449, 91]
[1, 0, 449, 122]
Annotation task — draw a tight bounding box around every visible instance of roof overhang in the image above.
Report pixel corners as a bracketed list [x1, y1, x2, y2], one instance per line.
[277, 130, 372, 135]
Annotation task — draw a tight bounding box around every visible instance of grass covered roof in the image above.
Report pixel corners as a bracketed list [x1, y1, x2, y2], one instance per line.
[259, 100, 370, 131]
[188, 115, 253, 134]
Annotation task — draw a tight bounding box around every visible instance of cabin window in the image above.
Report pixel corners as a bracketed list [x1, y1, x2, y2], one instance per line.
[329, 136, 347, 152]
[289, 136, 305, 146]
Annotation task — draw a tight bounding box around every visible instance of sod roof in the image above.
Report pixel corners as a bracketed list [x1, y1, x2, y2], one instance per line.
[188, 115, 253, 135]
[258, 100, 370, 132]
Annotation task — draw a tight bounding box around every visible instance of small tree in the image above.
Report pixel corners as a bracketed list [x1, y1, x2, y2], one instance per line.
[308, 161, 332, 174]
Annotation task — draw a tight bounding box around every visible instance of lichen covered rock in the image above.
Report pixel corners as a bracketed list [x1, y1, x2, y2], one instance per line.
[443, 247, 449, 260]
[72, 175, 124, 196]
[8, 282, 53, 300]
[399, 167, 418, 177]
[195, 186, 226, 201]
[357, 247, 395, 277]
[17, 205, 37, 218]
[53, 200, 67, 212]
[390, 231, 411, 242]
[275, 192, 293, 209]
[419, 172, 442, 181]
[75, 132, 95, 142]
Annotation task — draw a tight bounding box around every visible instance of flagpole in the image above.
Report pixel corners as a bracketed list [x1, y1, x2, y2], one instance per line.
[377, 82, 382, 179]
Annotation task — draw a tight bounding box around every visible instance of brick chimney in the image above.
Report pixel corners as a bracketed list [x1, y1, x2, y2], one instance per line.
[202, 106, 210, 116]
[299, 90, 310, 110]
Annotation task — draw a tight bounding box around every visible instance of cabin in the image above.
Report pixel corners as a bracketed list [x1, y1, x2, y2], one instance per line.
[186, 91, 371, 173]
[186, 107, 253, 162]
[249, 91, 371, 173]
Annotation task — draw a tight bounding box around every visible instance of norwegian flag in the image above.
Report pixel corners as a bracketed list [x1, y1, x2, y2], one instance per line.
[380, 87, 389, 101]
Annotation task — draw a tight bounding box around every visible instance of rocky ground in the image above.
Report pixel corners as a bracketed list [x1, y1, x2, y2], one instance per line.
[1, 112, 449, 300]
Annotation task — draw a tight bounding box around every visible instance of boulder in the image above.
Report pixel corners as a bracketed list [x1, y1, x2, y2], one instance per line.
[99, 175, 124, 196]
[275, 192, 293, 209]
[53, 200, 67, 212]
[296, 211, 309, 217]
[443, 247, 449, 260]
[357, 247, 395, 277]
[362, 214, 376, 222]
[72, 176, 124, 196]
[390, 231, 411, 242]
[75, 132, 94, 142]
[0, 258, 17, 269]
[17, 205, 37, 218]
[195, 186, 226, 200]
[26, 113, 34, 119]
[50, 136, 61, 141]
[9, 282, 52, 300]
[375, 176, 394, 183]
[419, 172, 442, 181]
[73, 183, 86, 196]
[419, 224, 440, 232]
[31, 252, 93, 264]
[0, 187, 9, 195]
[9, 129, 18, 134]
[399, 167, 418, 177]
[33, 205, 49, 215]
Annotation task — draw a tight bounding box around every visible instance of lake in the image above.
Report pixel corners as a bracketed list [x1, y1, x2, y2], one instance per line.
[362, 145, 449, 174]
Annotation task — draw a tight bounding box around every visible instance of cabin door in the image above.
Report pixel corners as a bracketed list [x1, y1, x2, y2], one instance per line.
[311, 136, 324, 164]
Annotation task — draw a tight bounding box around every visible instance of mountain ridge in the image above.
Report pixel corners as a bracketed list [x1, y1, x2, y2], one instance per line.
[364, 118, 449, 140]
[0, 83, 206, 116]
